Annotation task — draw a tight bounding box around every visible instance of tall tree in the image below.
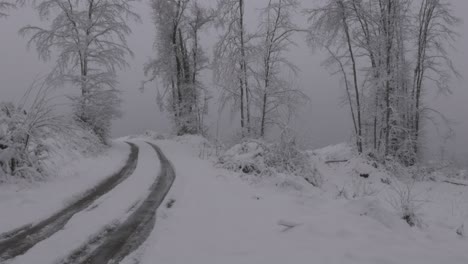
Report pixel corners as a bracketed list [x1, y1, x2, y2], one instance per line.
[256, 0, 306, 137]
[20, 0, 140, 142]
[307, 0, 363, 153]
[307, 0, 459, 165]
[214, 0, 252, 137]
[410, 0, 460, 159]
[144, 0, 212, 135]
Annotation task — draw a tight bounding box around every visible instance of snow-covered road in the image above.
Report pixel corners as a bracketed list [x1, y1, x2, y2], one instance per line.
[0, 142, 139, 261]
[0, 141, 175, 264]
[1, 136, 467, 264]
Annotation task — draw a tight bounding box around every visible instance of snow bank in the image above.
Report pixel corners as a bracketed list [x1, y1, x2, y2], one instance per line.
[219, 139, 323, 187]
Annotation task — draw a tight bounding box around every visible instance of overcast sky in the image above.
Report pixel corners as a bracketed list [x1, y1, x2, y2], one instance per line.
[0, 0, 467, 164]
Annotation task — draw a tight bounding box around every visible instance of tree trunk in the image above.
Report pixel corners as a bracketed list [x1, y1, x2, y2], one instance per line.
[339, 0, 363, 153]
[239, 0, 250, 135]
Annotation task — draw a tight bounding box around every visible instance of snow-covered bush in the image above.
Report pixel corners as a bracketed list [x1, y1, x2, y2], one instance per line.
[309, 143, 353, 162]
[71, 89, 122, 144]
[219, 140, 267, 175]
[218, 139, 322, 187]
[0, 86, 63, 180]
[348, 176, 379, 199]
[143, 130, 167, 140]
[266, 140, 323, 186]
[388, 181, 424, 227]
[0, 86, 103, 182]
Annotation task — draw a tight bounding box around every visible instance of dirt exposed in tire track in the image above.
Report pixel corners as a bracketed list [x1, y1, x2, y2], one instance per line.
[0, 142, 139, 261]
[60, 142, 175, 264]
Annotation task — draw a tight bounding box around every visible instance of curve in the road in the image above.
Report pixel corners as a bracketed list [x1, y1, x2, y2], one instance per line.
[0, 142, 140, 262]
[60, 142, 176, 264]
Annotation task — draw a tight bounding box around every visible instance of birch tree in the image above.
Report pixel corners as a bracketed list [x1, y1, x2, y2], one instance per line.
[20, 0, 140, 142]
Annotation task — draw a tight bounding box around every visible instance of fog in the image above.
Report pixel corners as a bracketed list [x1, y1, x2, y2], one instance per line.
[0, 0, 467, 164]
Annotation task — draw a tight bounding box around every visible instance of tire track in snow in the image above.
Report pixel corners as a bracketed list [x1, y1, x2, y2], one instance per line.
[59, 142, 175, 264]
[0, 142, 139, 262]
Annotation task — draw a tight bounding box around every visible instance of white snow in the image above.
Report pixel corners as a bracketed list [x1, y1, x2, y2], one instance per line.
[7, 141, 161, 264]
[126, 137, 468, 264]
[0, 141, 130, 233]
[1, 135, 467, 264]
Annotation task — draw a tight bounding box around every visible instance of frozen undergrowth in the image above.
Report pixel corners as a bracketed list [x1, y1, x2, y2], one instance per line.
[0, 125, 105, 184]
[183, 135, 467, 233]
[0, 141, 131, 233]
[1, 99, 105, 184]
[218, 139, 323, 187]
[125, 135, 468, 264]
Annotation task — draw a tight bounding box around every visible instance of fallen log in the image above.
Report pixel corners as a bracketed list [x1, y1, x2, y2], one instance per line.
[443, 180, 468, 187]
[325, 160, 348, 164]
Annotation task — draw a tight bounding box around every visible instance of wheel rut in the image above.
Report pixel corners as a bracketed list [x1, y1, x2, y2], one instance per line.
[59, 142, 175, 264]
[0, 142, 139, 262]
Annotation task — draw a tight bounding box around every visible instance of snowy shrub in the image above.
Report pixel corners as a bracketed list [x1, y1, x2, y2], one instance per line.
[219, 140, 267, 175]
[71, 89, 122, 144]
[349, 177, 379, 199]
[0, 86, 103, 182]
[310, 143, 353, 162]
[0, 86, 64, 180]
[218, 139, 322, 187]
[387, 181, 424, 227]
[144, 130, 166, 140]
[266, 139, 323, 187]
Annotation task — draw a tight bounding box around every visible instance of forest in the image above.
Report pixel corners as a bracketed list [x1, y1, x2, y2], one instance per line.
[0, 1, 467, 264]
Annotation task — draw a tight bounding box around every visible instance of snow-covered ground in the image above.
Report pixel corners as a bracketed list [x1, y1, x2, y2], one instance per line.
[125, 136, 468, 264]
[1, 135, 467, 264]
[8, 141, 161, 264]
[0, 141, 130, 233]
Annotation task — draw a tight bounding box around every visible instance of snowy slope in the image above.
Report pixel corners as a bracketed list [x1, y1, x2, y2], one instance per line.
[125, 137, 468, 264]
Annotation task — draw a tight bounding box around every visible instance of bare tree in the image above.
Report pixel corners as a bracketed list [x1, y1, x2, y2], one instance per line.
[306, 0, 459, 166]
[214, 0, 253, 137]
[144, 0, 213, 135]
[306, 0, 363, 153]
[410, 0, 460, 159]
[255, 0, 306, 137]
[187, 2, 214, 135]
[20, 0, 140, 142]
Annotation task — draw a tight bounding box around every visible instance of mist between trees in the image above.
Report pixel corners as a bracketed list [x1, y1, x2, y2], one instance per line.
[306, 0, 460, 165]
[1, 0, 462, 168]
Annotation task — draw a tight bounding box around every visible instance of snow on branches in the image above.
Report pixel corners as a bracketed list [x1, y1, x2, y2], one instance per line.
[20, 0, 140, 142]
